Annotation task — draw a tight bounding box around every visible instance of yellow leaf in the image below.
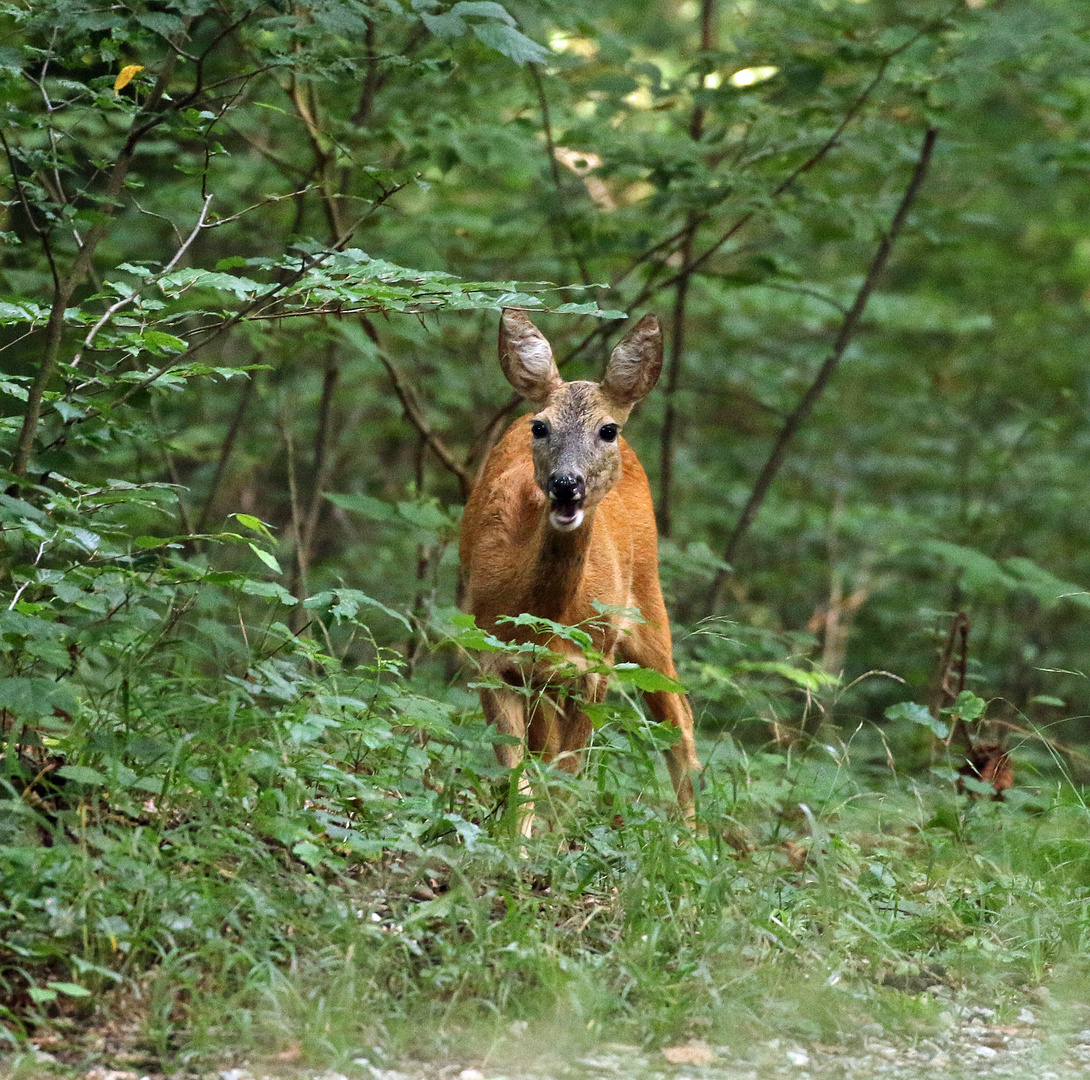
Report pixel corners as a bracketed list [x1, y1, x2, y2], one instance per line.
[114, 65, 144, 92]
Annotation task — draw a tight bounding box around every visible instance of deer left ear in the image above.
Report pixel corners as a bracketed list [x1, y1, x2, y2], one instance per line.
[601, 314, 663, 416]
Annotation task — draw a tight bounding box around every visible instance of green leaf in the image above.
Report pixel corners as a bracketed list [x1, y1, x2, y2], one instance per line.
[133, 535, 184, 549]
[232, 513, 276, 539]
[0, 678, 77, 719]
[946, 690, 986, 721]
[396, 499, 455, 535]
[248, 543, 282, 573]
[46, 981, 91, 998]
[919, 540, 1013, 593]
[138, 329, 186, 354]
[451, 1, 514, 22]
[303, 589, 412, 631]
[471, 21, 549, 64]
[733, 661, 837, 692]
[612, 663, 686, 693]
[885, 701, 949, 738]
[56, 765, 108, 786]
[960, 775, 997, 797]
[421, 10, 466, 38]
[325, 492, 398, 521]
[498, 612, 594, 649]
[239, 579, 299, 605]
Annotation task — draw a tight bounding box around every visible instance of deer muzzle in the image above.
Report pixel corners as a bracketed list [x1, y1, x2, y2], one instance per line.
[546, 473, 586, 531]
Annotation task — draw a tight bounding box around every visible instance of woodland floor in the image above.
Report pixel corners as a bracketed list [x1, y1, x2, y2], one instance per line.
[11, 998, 1090, 1080]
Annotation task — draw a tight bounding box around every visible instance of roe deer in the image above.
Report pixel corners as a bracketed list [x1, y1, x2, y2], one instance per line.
[459, 309, 701, 836]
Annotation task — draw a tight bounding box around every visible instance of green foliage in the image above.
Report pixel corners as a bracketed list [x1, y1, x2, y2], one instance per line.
[3, 0, 1090, 1068]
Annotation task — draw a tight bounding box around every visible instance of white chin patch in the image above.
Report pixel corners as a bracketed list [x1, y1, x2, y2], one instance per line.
[549, 507, 585, 532]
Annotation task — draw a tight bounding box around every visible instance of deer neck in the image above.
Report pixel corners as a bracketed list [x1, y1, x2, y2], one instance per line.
[528, 510, 594, 622]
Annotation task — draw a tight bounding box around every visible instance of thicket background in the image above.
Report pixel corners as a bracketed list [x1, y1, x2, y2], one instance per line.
[4, 0, 1090, 1070]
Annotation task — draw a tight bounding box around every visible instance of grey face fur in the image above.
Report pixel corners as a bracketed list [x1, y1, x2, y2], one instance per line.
[498, 310, 664, 532]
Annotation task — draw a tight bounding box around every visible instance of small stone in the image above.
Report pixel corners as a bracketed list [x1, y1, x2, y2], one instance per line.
[785, 1049, 809, 1066]
[458, 1070, 485, 1080]
[975, 1045, 998, 1059]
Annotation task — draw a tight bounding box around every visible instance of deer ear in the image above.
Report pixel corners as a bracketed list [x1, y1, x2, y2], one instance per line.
[601, 314, 663, 415]
[499, 310, 563, 405]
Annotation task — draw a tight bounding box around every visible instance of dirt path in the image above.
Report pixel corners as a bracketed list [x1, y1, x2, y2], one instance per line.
[340, 1014, 1089, 1080]
[14, 1005, 1090, 1080]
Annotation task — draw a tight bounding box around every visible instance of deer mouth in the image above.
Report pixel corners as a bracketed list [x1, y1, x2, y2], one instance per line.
[548, 498, 585, 531]
[546, 473, 586, 531]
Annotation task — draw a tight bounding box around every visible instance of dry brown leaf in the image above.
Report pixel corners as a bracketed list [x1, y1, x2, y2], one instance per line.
[275, 1043, 302, 1061]
[662, 1041, 715, 1065]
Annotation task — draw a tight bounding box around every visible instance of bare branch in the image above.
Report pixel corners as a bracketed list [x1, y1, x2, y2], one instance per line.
[528, 62, 592, 287]
[658, 32, 928, 297]
[204, 186, 316, 228]
[298, 352, 341, 582]
[0, 129, 60, 293]
[70, 193, 214, 370]
[360, 317, 472, 498]
[708, 128, 938, 613]
[10, 40, 190, 479]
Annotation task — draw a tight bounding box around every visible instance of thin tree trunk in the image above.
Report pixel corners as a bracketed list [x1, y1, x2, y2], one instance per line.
[657, 0, 716, 536]
[196, 370, 259, 534]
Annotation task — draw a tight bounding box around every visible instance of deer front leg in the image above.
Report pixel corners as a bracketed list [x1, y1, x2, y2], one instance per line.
[619, 632, 700, 821]
[643, 688, 700, 820]
[479, 684, 535, 838]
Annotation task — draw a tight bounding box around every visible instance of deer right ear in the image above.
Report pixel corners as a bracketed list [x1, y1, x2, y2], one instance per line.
[499, 310, 563, 405]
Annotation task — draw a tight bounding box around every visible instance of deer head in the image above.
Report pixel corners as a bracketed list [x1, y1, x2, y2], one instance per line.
[498, 309, 664, 532]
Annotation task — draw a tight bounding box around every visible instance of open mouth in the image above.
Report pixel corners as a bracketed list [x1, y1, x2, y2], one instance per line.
[548, 500, 585, 531]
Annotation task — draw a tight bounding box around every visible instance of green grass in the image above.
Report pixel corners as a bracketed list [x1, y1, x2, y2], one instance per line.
[6, 676, 1090, 1077]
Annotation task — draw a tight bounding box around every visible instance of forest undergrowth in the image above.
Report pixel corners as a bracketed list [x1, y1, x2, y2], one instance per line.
[5, 0, 1090, 1074]
[2, 483, 1089, 1076]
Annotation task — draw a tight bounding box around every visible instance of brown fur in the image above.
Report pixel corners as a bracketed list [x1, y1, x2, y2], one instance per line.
[460, 312, 701, 835]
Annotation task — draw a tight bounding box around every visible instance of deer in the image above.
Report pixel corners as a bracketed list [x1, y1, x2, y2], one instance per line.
[459, 309, 701, 837]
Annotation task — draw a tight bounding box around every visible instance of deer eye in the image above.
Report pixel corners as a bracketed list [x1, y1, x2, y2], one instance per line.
[599, 423, 619, 443]
[531, 420, 549, 439]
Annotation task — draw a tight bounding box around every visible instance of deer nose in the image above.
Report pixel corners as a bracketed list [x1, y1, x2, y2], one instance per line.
[547, 473, 585, 504]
